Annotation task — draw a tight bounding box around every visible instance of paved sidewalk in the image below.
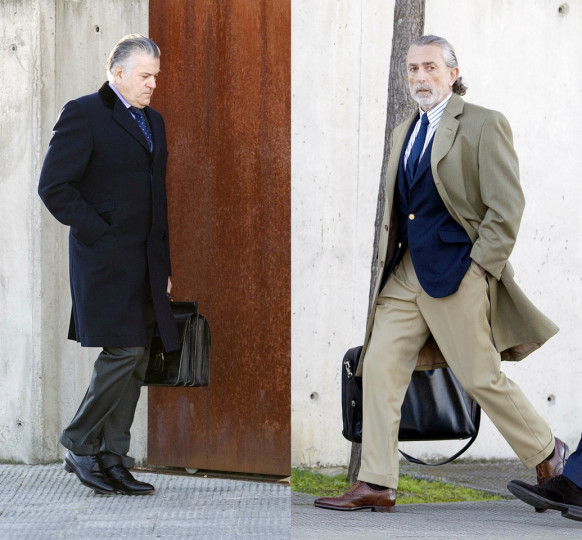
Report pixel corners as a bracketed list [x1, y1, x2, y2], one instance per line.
[292, 459, 582, 539]
[2, 460, 582, 538]
[293, 495, 581, 539]
[0, 464, 290, 539]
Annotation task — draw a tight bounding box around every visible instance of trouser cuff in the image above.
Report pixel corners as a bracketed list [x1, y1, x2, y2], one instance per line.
[59, 432, 100, 456]
[100, 452, 135, 469]
[357, 469, 398, 490]
[522, 435, 555, 469]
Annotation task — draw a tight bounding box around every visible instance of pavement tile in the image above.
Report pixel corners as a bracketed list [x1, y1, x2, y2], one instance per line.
[0, 464, 290, 539]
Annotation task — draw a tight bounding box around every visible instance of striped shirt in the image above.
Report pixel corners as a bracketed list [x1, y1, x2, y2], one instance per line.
[404, 93, 452, 171]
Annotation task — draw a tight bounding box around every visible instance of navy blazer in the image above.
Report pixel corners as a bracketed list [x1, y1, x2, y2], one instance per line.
[391, 116, 472, 298]
[38, 83, 180, 351]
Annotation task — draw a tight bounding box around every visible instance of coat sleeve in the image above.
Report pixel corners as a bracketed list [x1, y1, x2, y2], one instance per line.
[38, 100, 109, 245]
[470, 111, 525, 280]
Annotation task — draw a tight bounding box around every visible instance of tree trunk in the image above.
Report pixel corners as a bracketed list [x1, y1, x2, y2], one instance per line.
[347, 0, 425, 485]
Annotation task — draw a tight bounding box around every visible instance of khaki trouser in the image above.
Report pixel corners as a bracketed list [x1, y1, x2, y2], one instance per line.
[358, 250, 554, 489]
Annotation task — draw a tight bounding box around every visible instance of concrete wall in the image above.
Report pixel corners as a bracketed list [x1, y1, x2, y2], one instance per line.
[0, 0, 149, 463]
[292, 0, 582, 467]
[2, 0, 581, 469]
[291, 0, 394, 467]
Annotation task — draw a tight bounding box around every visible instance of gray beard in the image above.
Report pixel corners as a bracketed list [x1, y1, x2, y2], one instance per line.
[412, 92, 439, 110]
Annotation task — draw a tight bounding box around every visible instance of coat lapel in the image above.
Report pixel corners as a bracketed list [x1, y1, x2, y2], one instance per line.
[431, 94, 463, 174]
[99, 82, 154, 153]
[427, 94, 463, 219]
[144, 107, 161, 158]
[387, 115, 416, 194]
[113, 100, 152, 153]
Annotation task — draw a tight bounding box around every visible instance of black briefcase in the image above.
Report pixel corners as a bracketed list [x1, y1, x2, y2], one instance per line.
[341, 345, 480, 465]
[143, 301, 210, 387]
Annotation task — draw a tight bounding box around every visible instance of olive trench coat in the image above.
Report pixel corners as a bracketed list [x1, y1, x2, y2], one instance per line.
[357, 94, 558, 376]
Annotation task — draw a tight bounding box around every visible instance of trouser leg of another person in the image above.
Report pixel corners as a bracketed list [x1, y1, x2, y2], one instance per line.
[564, 434, 582, 489]
[506, 433, 582, 521]
[358, 254, 431, 490]
[417, 259, 555, 469]
[99, 300, 156, 468]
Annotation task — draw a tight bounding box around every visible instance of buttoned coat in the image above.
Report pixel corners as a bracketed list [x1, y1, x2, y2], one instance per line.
[38, 82, 180, 352]
[357, 94, 558, 375]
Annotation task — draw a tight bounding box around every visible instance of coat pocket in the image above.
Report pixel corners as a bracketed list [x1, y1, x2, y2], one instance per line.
[90, 200, 116, 225]
[90, 200, 116, 213]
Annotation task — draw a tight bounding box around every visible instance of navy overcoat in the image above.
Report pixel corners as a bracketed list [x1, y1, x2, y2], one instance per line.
[38, 82, 180, 352]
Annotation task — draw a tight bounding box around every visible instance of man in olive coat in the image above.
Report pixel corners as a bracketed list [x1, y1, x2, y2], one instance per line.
[38, 34, 179, 495]
[315, 35, 567, 513]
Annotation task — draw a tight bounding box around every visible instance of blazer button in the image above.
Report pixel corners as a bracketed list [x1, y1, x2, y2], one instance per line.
[380, 260, 385, 268]
[384, 224, 388, 231]
[409, 213, 415, 220]
[398, 242, 402, 248]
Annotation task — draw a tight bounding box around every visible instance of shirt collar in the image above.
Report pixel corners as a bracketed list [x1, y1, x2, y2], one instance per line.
[108, 82, 132, 110]
[420, 92, 453, 127]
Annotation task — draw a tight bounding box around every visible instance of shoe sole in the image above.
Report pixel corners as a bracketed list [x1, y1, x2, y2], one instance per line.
[113, 488, 155, 496]
[535, 441, 570, 513]
[313, 501, 394, 513]
[507, 482, 582, 522]
[63, 458, 114, 495]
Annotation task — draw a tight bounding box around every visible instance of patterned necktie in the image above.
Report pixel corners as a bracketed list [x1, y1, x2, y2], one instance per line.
[129, 106, 153, 151]
[407, 113, 430, 180]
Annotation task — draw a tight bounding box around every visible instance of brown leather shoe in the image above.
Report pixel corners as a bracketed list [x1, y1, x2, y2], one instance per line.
[313, 481, 396, 512]
[537, 438, 569, 484]
[535, 437, 569, 513]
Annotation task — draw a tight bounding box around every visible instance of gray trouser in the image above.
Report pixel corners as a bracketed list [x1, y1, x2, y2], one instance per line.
[59, 301, 156, 468]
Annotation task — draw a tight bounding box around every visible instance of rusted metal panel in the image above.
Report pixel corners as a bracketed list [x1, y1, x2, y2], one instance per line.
[147, 0, 290, 476]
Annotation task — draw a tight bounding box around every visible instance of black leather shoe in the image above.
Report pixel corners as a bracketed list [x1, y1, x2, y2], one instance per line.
[534, 437, 569, 513]
[63, 451, 114, 495]
[508, 475, 582, 522]
[103, 465, 155, 495]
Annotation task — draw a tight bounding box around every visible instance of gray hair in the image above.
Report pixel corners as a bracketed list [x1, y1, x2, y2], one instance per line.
[410, 35, 467, 95]
[105, 34, 160, 82]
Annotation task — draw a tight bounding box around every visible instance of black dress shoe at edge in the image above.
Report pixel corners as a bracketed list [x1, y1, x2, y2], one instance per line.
[63, 451, 115, 495]
[507, 475, 582, 522]
[103, 465, 155, 495]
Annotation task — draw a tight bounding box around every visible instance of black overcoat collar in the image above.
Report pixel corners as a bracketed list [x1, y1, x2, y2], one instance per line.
[98, 82, 158, 155]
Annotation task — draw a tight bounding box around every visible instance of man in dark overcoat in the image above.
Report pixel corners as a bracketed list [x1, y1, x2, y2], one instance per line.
[38, 34, 179, 495]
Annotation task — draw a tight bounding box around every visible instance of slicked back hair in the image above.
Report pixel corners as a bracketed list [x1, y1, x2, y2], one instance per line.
[105, 34, 160, 82]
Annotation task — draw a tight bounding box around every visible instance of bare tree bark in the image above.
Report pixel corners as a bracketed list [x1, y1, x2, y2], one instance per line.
[347, 0, 425, 485]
